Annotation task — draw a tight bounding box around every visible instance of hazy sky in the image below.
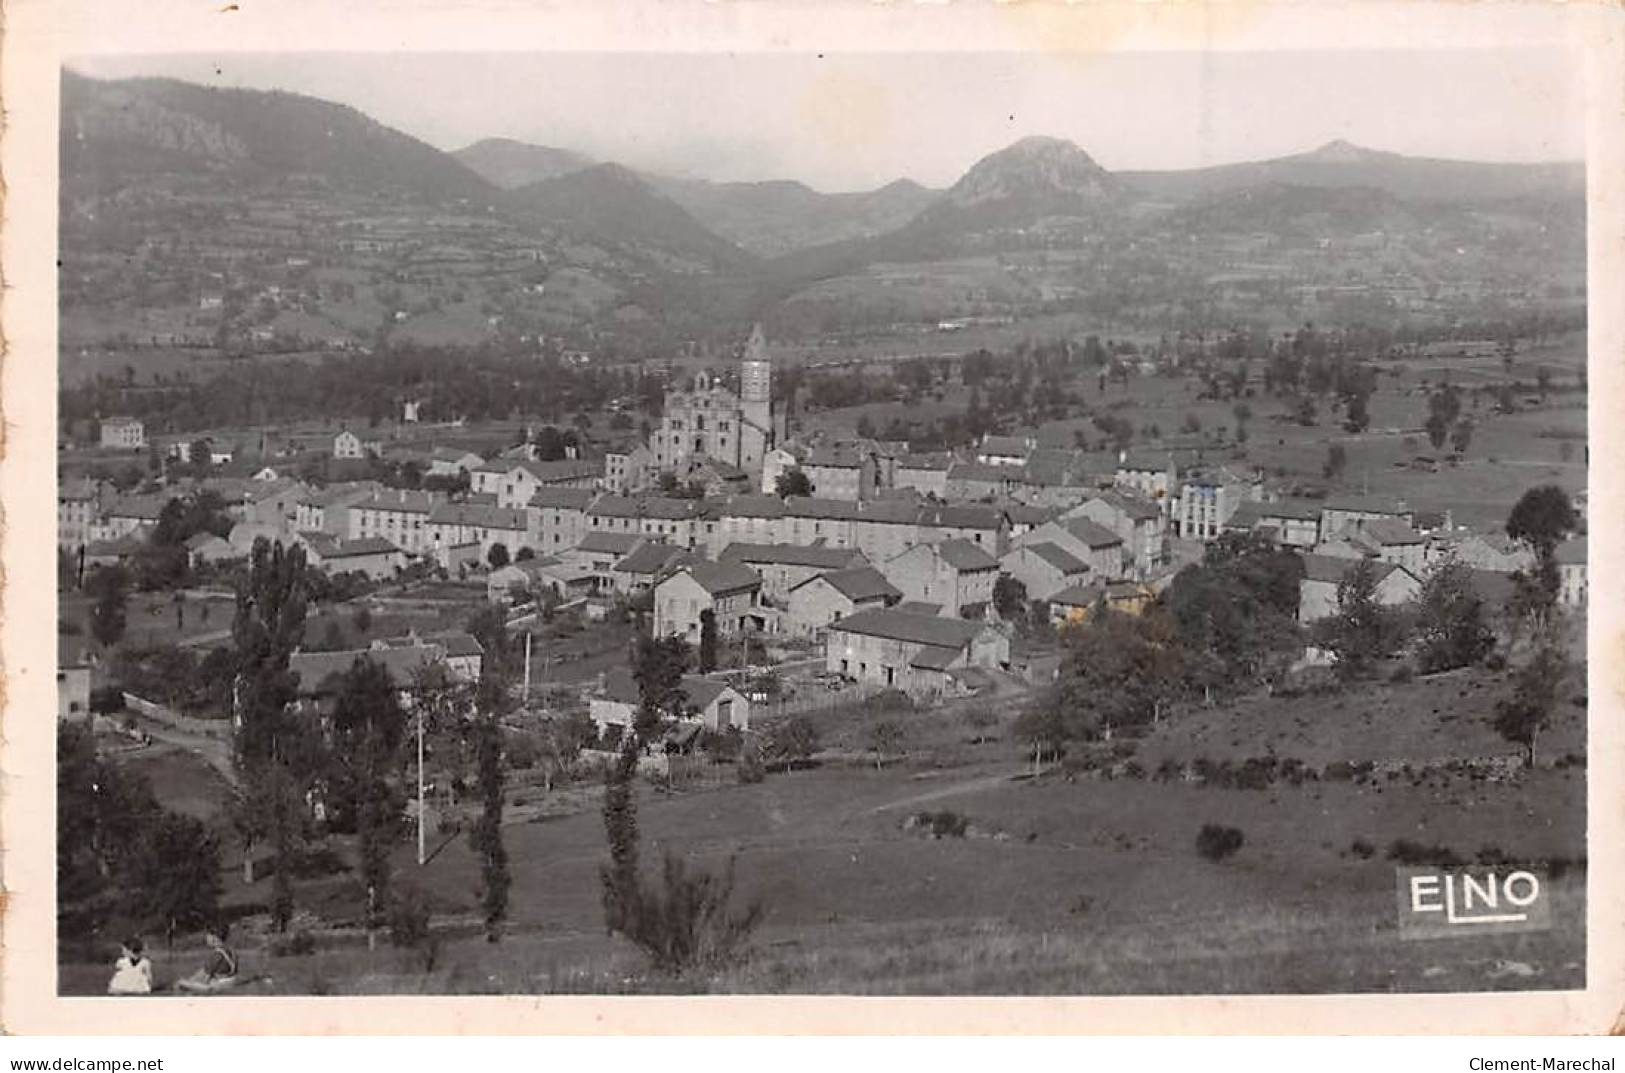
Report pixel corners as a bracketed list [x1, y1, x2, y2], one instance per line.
[70, 49, 1583, 192]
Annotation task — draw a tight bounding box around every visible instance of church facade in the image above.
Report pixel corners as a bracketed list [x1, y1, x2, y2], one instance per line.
[651, 324, 782, 480]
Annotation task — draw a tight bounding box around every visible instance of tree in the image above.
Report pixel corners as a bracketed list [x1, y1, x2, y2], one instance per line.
[1012, 705, 1065, 777]
[1323, 443, 1348, 481]
[766, 715, 818, 769]
[1506, 485, 1578, 558]
[232, 540, 310, 769]
[774, 467, 814, 498]
[1342, 390, 1370, 434]
[1414, 559, 1495, 673]
[126, 812, 223, 947]
[331, 656, 407, 935]
[87, 565, 130, 650]
[470, 699, 510, 942]
[993, 575, 1028, 621]
[1494, 643, 1568, 768]
[1450, 419, 1474, 456]
[1295, 396, 1317, 427]
[632, 635, 692, 737]
[698, 609, 718, 674]
[870, 720, 905, 770]
[487, 543, 510, 570]
[1425, 385, 1462, 451]
[1315, 558, 1404, 680]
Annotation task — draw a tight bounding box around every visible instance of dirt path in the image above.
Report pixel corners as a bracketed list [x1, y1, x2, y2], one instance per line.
[866, 768, 1024, 815]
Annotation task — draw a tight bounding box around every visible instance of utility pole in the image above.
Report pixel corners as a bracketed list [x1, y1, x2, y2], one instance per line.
[523, 630, 533, 703]
[416, 702, 426, 866]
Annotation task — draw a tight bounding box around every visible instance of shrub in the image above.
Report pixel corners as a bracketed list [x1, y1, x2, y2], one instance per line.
[269, 930, 316, 957]
[1195, 824, 1245, 861]
[912, 810, 969, 838]
[90, 686, 126, 714]
[736, 747, 765, 785]
[1349, 839, 1376, 860]
[1484, 652, 1508, 672]
[388, 885, 433, 949]
[505, 734, 539, 771]
[616, 852, 764, 977]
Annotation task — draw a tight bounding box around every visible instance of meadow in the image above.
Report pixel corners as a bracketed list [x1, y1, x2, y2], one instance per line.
[65, 658, 1588, 997]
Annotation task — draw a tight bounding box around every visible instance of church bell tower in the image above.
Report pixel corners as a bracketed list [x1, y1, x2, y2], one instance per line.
[740, 322, 773, 436]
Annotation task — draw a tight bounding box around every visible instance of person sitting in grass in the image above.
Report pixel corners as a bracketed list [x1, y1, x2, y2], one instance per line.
[175, 925, 238, 993]
[107, 936, 153, 995]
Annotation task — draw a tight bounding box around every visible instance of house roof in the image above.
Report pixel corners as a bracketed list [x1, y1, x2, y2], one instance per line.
[1048, 581, 1106, 608]
[1355, 518, 1426, 546]
[937, 539, 1000, 572]
[515, 458, 601, 483]
[325, 537, 402, 558]
[640, 496, 706, 521]
[796, 566, 900, 603]
[431, 631, 485, 658]
[105, 495, 171, 520]
[1017, 541, 1089, 574]
[784, 496, 863, 521]
[529, 487, 596, 511]
[1299, 553, 1401, 585]
[355, 489, 437, 515]
[722, 494, 787, 519]
[946, 462, 1013, 484]
[1085, 489, 1161, 522]
[802, 447, 867, 469]
[920, 503, 1006, 530]
[895, 452, 954, 473]
[1325, 495, 1410, 516]
[979, 435, 1033, 457]
[613, 543, 692, 577]
[1061, 517, 1125, 548]
[288, 646, 443, 694]
[909, 646, 960, 671]
[855, 499, 921, 526]
[427, 502, 528, 530]
[675, 561, 762, 596]
[575, 531, 645, 556]
[680, 675, 733, 711]
[720, 542, 862, 570]
[1556, 537, 1587, 565]
[827, 607, 984, 648]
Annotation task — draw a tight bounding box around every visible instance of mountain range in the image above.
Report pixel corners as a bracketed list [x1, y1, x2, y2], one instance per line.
[60, 69, 1586, 344]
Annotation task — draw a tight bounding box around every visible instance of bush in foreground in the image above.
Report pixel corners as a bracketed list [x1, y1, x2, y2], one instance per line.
[1195, 824, 1245, 862]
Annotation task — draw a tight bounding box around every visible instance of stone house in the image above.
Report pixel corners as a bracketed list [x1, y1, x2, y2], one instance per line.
[881, 539, 1000, 619]
[1000, 541, 1092, 601]
[1297, 554, 1421, 623]
[823, 608, 1010, 696]
[1015, 516, 1127, 580]
[718, 542, 868, 604]
[526, 486, 595, 554]
[653, 562, 765, 642]
[787, 566, 902, 639]
[1065, 490, 1166, 576]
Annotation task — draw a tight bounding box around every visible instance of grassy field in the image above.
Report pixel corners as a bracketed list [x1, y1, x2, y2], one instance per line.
[69, 662, 1588, 996]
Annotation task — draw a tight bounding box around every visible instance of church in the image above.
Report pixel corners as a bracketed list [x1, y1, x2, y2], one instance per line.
[650, 324, 785, 481]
